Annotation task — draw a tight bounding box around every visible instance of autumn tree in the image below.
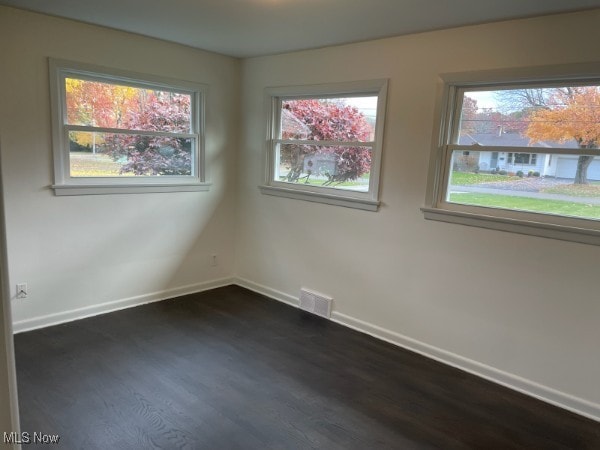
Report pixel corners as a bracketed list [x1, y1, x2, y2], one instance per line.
[105, 92, 192, 175]
[282, 99, 373, 185]
[66, 77, 192, 176]
[66, 79, 137, 153]
[496, 88, 550, 112]
[526, 86, 600, 184]
[461, 95, 531, 136]
[491, 88, 544, 132]
[459, 96, 478, 134]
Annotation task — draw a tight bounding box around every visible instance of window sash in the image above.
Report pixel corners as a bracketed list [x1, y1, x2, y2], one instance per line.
[59, 72, 199, 134]
[271, 142, 374, 196]
[50, 59, 207, 191]
[435, 144, 600, 227]
[61, 130, 199, 180]
[445, 144, 598, 157]
[423, 64, 600, 244]
[64, 124, 197, 140]
[262, 80, 388, 210]
[268, 92, 381, 198]
[274, 139, 375, 148]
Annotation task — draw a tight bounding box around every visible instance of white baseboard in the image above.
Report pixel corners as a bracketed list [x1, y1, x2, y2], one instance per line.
[12, 277, 235, 334]
[233, 276, 600, 423]
[235, 278, 299, 308]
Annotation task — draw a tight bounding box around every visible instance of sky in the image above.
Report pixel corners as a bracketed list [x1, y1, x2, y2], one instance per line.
[465, 91, 497, 110]
[344, 96, 378, 121]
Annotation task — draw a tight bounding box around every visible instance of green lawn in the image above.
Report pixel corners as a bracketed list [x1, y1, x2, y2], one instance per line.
[450, 172, 520, 185]
[70, 152, 129, 177]
[450, 193, 600, 219]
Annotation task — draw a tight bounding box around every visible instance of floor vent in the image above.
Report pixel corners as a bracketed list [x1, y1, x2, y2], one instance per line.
[299, 288, 333, 319]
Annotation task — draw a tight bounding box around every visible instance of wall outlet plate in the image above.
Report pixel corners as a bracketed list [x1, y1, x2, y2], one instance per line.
[16, 283, 27, 299]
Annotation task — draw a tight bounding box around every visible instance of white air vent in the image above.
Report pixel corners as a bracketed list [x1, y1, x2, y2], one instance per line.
[299, 288, 333, 319]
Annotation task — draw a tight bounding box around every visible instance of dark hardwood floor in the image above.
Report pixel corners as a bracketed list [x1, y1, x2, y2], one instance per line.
[14, 285, 600, 449]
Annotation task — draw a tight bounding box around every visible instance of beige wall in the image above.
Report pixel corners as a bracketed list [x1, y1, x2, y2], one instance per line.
[236, 10, 600, 414]
[0, 7, 240, 329]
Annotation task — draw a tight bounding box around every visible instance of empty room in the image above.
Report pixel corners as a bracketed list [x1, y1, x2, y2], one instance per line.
[0, 1, 600, 448]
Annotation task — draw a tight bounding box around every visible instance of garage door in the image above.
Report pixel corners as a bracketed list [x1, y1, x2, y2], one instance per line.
[555, 157, 600, 180]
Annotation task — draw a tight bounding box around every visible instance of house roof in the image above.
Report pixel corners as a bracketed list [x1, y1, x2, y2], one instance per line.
[458, 132, 581, 149]
[281, 109, 311, 140]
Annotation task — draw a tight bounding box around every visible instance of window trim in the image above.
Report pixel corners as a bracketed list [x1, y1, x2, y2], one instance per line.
[423, 62, 600, 246]
[260, 79, 388, 211]
[49, 58, 210, 195]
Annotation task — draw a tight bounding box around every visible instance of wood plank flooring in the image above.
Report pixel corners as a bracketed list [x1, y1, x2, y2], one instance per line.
[14, 285, 600, 449]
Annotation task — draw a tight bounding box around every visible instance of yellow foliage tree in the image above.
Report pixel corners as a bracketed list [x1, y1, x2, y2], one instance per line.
[65, 78, 138, 151]
[526, 87, 600, 184]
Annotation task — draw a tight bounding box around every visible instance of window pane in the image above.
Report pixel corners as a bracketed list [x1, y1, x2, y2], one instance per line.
[281, 96, 377, 142]
[69, 131, 193, 177]
[457, 86, 600, 149]
[65, 78, 192, 133]
[275, 144, 371, 192]
[447, 150, 600, 220]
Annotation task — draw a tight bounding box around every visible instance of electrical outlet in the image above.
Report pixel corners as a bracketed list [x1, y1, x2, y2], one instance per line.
[210, 254, 218, 267]
[16, 283, 27, 299]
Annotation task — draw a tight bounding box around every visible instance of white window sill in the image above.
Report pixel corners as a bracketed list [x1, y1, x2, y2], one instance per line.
[259, 185, 379, 211]
[421, 207, 600, 246]
[52, 182, 212, 196]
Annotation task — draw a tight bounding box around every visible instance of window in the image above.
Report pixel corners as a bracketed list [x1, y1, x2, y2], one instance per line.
[508, 153, 536, 165]
[260, 80, 388, 211]
[423, 65, 600, 245]
[49, 59, 209, 195]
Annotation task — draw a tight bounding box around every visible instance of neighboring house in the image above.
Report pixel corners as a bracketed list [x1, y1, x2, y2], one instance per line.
[303, 151, 337, 176]
[281, 108, 310, 139]
[457, 132, 600, 180]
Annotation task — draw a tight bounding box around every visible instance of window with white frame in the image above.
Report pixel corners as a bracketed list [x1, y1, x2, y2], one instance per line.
[49, 59, 209, 195]
[507, 153, 537, 165]
[260, 80, 388, 211]
[423, 66, 600, 245]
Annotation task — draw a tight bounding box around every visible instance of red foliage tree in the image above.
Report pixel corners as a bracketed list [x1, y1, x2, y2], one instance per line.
[105, 92, 192, 175]
[67, 78, 192, 175]
[282, 99, 374, 184]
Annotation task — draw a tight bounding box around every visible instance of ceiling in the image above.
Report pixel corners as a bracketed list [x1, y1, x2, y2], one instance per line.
[2, 0, 600, 58]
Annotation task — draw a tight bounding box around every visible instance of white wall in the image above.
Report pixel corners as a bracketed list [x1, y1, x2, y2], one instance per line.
[0, 6, 240, 329]
[236, 10, 600, 416]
